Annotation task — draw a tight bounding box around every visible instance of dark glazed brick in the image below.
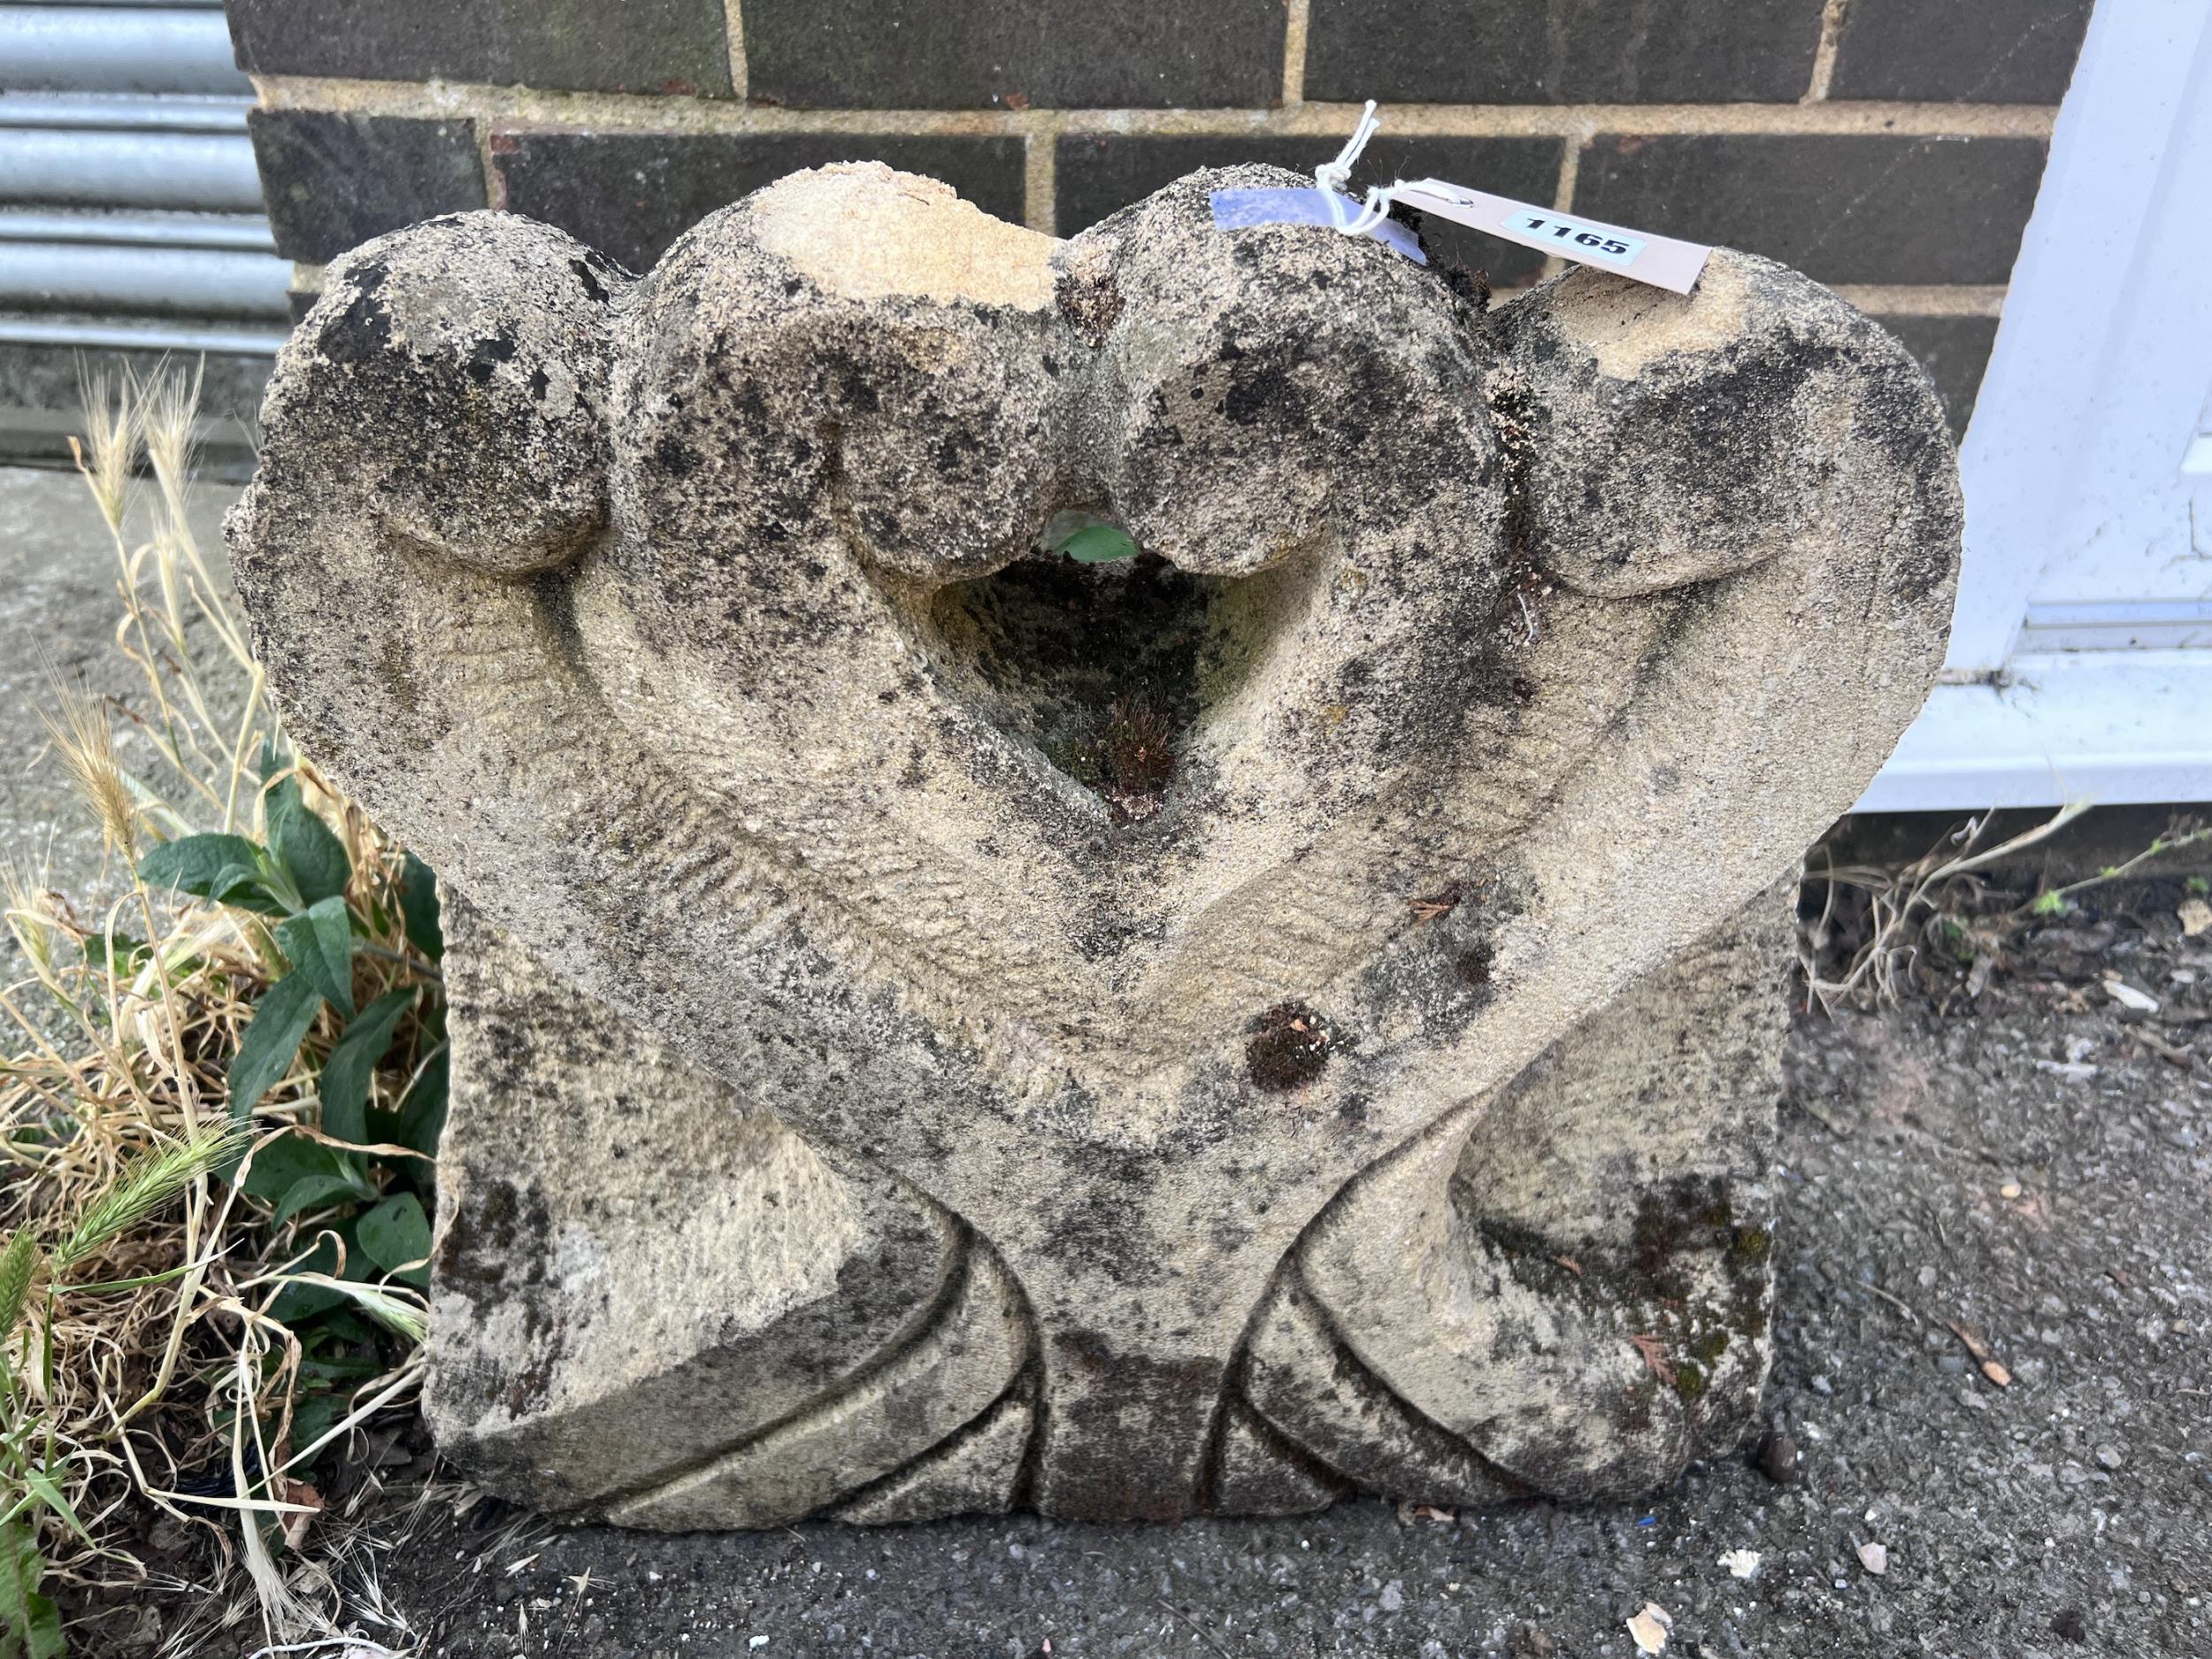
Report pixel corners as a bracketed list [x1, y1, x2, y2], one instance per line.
[1056, 135, 1563, 287]
[1573, 134, 2048, 286]
[250, 110, 487, 265]
[1830, 0, 2093, 103]
[1307, 0, 1825, 104]
[226, 0, 733, 97]
[495, 134, 1028, 274]
[1872, 314, 1999, 440]
[742, 0, 1282, 108]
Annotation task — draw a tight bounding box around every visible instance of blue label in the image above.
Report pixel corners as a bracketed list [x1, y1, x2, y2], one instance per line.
[1208, 188, 1428, 265]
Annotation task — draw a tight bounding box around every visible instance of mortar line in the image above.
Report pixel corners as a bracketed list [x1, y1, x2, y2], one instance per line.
[1281, 0, 1310, 107]
[247, 76, 2060, 142]
[723, 0, 749, 103]
[1540, 127, 1584, 280]
[265, 278, 2003, 320]
[1025, 113, 1062, 234]
[1829, 283, 2008, 316]
[1549, 130, 1581, 211]
[273, 234, 2001, 319]
[475, 118, 504, 210]
[1805, 0, 1851, 103]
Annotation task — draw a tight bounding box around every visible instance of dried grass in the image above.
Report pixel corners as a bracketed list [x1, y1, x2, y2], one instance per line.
[3, 366, 441, 1651]
[1801, 803, 2211, 1011]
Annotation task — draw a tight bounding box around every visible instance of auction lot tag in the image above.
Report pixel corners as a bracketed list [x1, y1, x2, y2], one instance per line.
[1210, 188, 1428, 265]
[1393, 180, 1709, 294]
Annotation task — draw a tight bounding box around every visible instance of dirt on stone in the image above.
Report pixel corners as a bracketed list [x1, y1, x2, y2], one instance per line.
[1245, 1000, 1335, 1091]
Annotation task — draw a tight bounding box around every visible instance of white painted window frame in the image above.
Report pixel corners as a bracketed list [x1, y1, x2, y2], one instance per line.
[1859, 0, 2212, 811]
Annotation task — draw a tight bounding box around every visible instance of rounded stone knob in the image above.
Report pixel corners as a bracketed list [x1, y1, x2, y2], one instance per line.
[283, 211, 620, 573]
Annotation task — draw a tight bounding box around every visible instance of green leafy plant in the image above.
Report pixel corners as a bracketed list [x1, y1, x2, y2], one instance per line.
[0, 1511, 62, 1659]
[0, 366, 445, 1650]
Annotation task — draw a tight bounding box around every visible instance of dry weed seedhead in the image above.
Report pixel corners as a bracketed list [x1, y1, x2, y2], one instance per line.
[1, 864, 59, 995]
[37, 666, 137, 860]
[138, 361, 216, 651]
[136, 358, 202, 523]
[71, 365, 137, 535]
[1097, 690, 1177, 804]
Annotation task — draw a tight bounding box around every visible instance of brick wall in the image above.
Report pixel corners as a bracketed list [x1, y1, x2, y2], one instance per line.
[231, 0, 2096, 438]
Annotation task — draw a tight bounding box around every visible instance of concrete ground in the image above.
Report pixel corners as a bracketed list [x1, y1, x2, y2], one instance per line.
[0, 464, 241, 1004]
[3, 465, 2204, 1658]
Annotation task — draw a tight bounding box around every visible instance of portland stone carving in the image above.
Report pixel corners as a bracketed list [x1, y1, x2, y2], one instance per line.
[229, 161, 1961, 1525]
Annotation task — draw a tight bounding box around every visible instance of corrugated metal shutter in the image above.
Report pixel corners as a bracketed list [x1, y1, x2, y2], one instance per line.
[0, 1, 287, 460]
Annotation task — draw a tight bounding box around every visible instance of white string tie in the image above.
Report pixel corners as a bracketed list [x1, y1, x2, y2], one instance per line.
[1314, 99, 1397, 238]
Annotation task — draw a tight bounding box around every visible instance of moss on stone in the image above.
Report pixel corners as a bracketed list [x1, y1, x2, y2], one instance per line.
[1729, 1225, 1771, 1267]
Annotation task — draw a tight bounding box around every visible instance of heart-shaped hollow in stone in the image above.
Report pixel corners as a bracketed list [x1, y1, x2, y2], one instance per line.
[228, 160, 1960, 1525]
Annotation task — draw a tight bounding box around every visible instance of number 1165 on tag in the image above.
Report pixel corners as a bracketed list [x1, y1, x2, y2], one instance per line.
[1503, 211, 1644, 266]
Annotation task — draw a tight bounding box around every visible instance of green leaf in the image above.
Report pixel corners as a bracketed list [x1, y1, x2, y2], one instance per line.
[227, 970, 323, 1129]
[264, 775, 351, 908]
[1040, 511, 1141, 571]
[357, 1194, 432, 1285]
[276, 895, 355, 1017]
[397, 1047, 447, 1154]
[1042, 509, 1141, 565]
[302, 1312, 375, 1353]
[139, 832, 260, 891]
[80, 933, 148, 975]
[300, 1276, 425, 1341]
[289, 1390, 342, 1456]
[271, 1173, 372, 1231]
[139, 833, 284, 913]
[0, 1517, 62, 1659]
[1059, 524, 1141, 564]
[18, 1471, 87, 1548]
[240, 1131, 355, 1202]
[267, 1233, 348, 1323]
[399, 850, 442, 962]
[210, 861, 281, 912]
[318, 988, 416, 1146]
[372, 1047, 446, 1198]
[270, 1219, 426, 1337]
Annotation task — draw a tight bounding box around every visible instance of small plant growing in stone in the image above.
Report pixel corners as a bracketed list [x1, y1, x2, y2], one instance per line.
[1041, 508, 1140, 565]
[1096, 692, 1176, 800]
[0, 367, 443, 1652]
[1029, 511, 1182, 812]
